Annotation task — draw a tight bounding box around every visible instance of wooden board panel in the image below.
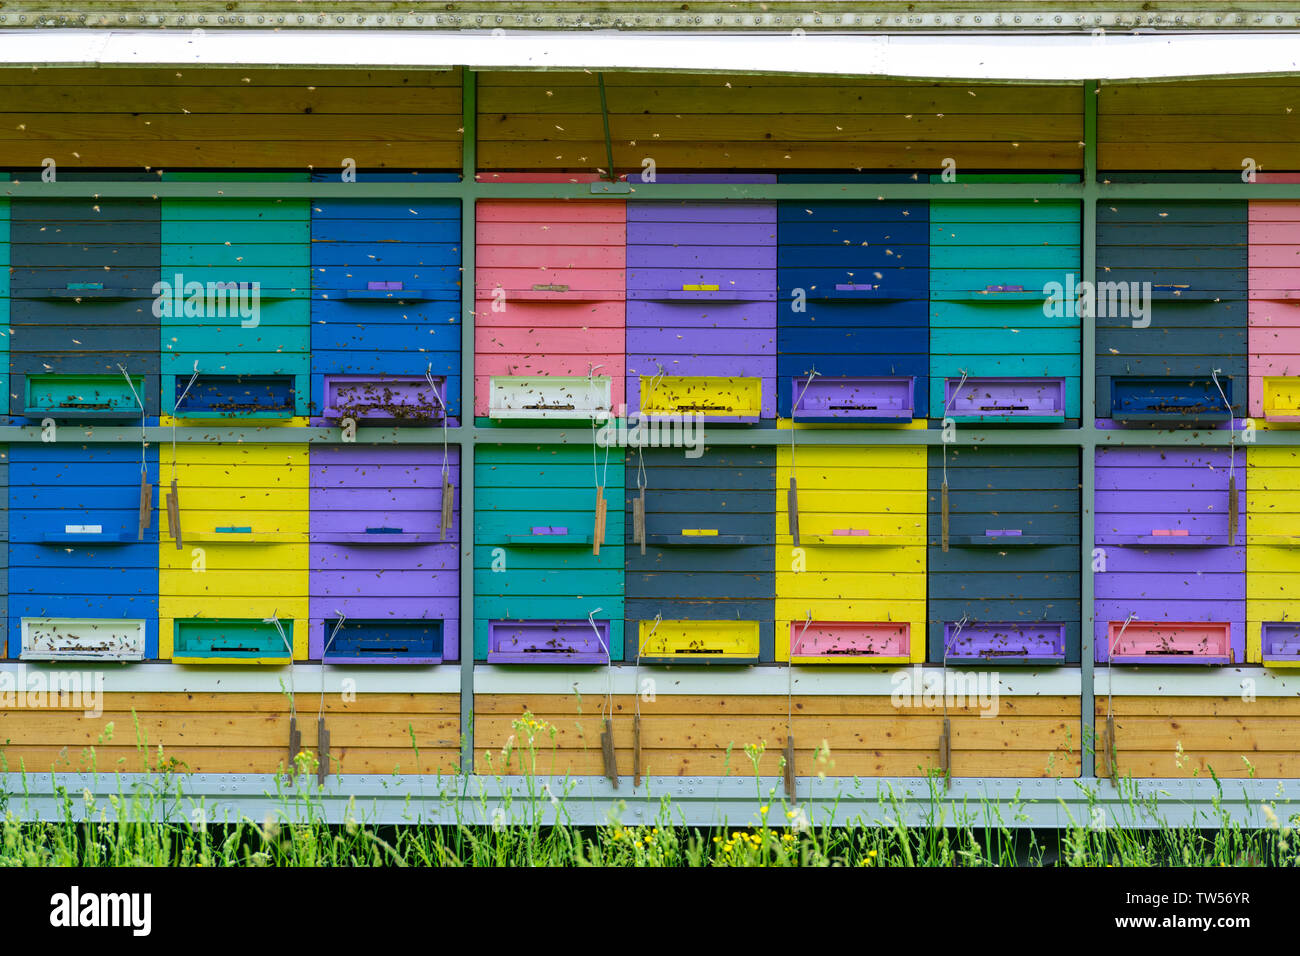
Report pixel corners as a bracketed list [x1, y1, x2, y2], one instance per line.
[1100, 81, 1300, 171]
[0, 692, 460, 775]
[475, 694, 1081, 778]
[0, 69, 461, 169]
[1094, 697, 1300, 778]
[478, 73, 1082, 172]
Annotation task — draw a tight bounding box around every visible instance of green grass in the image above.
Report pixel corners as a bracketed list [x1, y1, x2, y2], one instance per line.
[1, 710, 1299, 866]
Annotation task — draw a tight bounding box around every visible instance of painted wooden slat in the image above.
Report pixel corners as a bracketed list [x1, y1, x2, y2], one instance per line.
[627, 174, 776, 421]
[927, 445, 1081, 664]
[7, 443, 157, 660]
[625, 445, 773, 663]
[1094, 446, 1245, 664]
[161, 173, 311, 418]
[928, 176, 1081, 421]
[474, 174, 625, 420]
[1097, 194, 1248, 422]
[475, 444, 624, 662]
[777, 174, 929, 420]
[311, 172, 461, 422]
[159, 441, 309, 663]
[9, 176, 160, 418]
[310, 444, 460, 664]
[776, 444, 925, 663]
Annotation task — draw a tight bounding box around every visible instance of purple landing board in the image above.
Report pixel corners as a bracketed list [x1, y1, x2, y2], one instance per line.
[1094, 446, 1245, 663]
[309, 444, 460, 660]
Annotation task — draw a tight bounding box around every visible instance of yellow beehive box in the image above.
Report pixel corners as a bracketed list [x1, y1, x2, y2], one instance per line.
[159, 441, 309, 663]
[776, 445, 927, 663]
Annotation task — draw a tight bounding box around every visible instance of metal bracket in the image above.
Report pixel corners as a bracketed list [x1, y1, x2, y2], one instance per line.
[287, 716, 302, 782]
[784, 736, 797, 804]
[317, 716, 330, 785]
[788, 477, 800, 545]
[600, 718, 619, 788]
[632, 714, 642, 787]
[939, 717, 952, 791]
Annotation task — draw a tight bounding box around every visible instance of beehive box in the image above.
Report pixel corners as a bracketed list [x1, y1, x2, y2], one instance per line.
[626, 174, 776, 422]
[310, 444, 460, 663]
[1097, 189, 1247, 424]
[311, 171, 461, 423]
[777, 174, 929, 422]
[159, 442, 309, 662]
[475, 444, 624, 663]
[475, 173, 624, 423]
[9, 172, 160, 420]
[161, 172, 310, 419]
[1248, 175, 1300, 422]
[927, 446, 1081, 664]
[8, 443, 157, 660]
[1094, 446, 1245, 664]
[625, 445, 774, 663]
[776, 444, 926, 663]
[929, 174, 1080, 423]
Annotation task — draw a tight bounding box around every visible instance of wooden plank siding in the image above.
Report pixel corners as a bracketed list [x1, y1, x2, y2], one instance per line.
[1100, 80, 1300, 172]
[0, 69, 462, 170]
[473, 694, 1081, 778]
[0, 692, 461, 776]
[477, 74, 1084, 172]
[1095, 696, 1300, 777]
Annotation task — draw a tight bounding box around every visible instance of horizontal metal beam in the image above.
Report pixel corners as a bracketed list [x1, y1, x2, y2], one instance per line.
[4, 8, 1300, 33]
[3, 772, 1293, 828]
[8, 423, 1297, 446]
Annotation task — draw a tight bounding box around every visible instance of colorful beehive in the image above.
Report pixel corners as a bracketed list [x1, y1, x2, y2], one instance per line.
[475, 444, 624, 662]
[9, 172, 160, 419]
[625, 445, 774, 663]
[161, 172, 310, 419]
[8, 443, 157, 660]
[309, 444, 459, 663]
[776, 444, 926, 663]
[159, 442, 309, 663]
[929, 174, 1080, 423]
[1246, 447, 1300, 665]
[626, 174, 776, 422]
[311, 172, 461, 423]
[1097, 189, 1247, 424]
[475, 173, 624, 422]
[1248, 175, 1300, 422]
[1094, 447, 1244, 664]
[927, 446, 1081, 664]
[777, 174, 929, 422]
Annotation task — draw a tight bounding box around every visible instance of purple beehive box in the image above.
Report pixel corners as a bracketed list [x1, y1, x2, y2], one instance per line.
[626, 174, 777, 419]
[309, 444, 460, 662]
[1094, 446, 1245, 663]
